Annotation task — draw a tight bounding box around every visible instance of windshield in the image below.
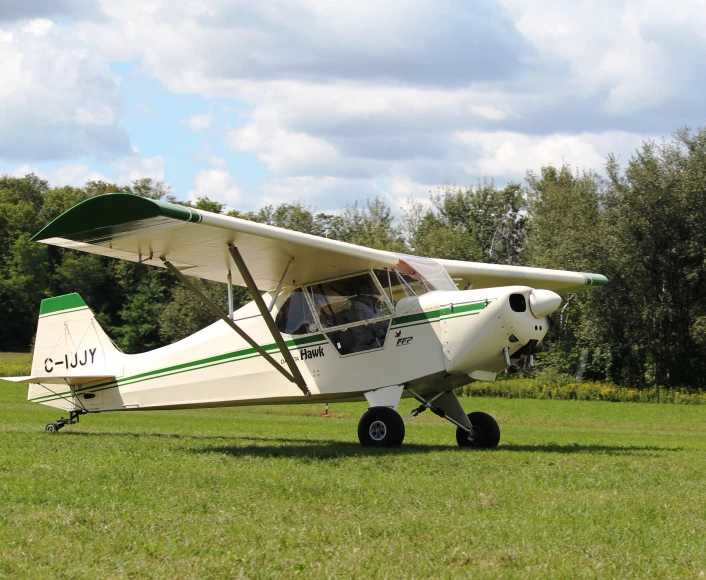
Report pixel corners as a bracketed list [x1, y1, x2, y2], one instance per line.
[394, 255, 457, 294]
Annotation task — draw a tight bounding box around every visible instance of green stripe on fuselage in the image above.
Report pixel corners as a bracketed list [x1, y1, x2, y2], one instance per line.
[391, 300, 489, 327]
[28, 334, 328, 402]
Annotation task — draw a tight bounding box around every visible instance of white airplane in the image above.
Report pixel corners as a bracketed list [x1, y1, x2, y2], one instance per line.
[2, 193, 607, 448]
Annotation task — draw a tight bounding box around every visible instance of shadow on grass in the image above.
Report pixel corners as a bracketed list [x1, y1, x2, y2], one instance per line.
[197, 439, 683, 459]
[196, 440, 455, 459]
[62, 431, 451, 457]
[500, 443, 683, 455]
[59, 432, 683, 458]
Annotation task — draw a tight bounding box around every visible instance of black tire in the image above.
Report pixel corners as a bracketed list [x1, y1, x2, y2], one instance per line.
[456, 411, 500, 449]
[358, 407, 405, 447]
[45, 423, 58, 433]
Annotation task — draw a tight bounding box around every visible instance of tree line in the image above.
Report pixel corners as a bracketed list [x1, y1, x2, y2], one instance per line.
[2, 127, 706, 388]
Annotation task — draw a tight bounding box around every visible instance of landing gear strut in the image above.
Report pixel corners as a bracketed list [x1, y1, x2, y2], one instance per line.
[45, 410, 86, 433]
[404, 389, 500, 449]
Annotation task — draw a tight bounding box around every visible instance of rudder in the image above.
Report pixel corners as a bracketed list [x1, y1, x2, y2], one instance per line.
[28, 293, 122, 410]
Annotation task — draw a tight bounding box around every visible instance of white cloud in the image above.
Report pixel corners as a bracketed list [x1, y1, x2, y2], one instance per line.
[190, 147, 230, 170]
[10, 163, 110, 187]
[113, 155, 166, 184]
[181, 112, 213, 131]
[468, 104, 512, 121]
[227, 123, 339, 175]
[21, 19, 54, 36]
[6, 0, 706, 213]
[385, 173, 435, 203]
[74, 104, 117, 126]
[454, 130, 648, 178]
[0, 19, 129, 162]
[187, 168, 242, 206]
[8, 154, 169, 189]
[206, 155, 227, 169]
[497, 0, 706, 112]
[92, 0, 529, 91]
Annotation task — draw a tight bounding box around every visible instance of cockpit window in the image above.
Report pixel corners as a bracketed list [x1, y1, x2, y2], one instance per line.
[373, 268, 411, 306]
[307, 273, 391, 330]
[275, 288, 318, 335]
[396, 255, 457, 292]
[307, 272, 392, 356]
[373, 257, 457, 303]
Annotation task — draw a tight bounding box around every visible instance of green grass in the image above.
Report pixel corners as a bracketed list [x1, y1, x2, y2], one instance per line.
[1, 380, 706, 579]
[0, 352, 31, 377]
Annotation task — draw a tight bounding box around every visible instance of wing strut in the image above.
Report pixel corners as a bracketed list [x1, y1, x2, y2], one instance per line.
[162, 259, 310, 396]
[227, 271, 234, 318]
[269, 256, 294, 312]
[227, 245, 310, 396]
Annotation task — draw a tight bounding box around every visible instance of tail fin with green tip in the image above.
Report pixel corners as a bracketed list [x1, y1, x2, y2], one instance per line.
[20, 293, 123, 411]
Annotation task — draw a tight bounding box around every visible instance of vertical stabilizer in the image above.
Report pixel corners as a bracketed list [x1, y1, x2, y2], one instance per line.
[28, 294, 122, 410]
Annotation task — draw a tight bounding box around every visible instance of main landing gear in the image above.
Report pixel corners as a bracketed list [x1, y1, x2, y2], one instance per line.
[356, 389, 500, 449]
[45, 410, 86, 433]
[405, 390, 500, 449]
[358, 407, 406, 447]
[455, 411, 500, 448]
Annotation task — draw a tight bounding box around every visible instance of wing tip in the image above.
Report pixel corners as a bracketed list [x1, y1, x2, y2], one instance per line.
[581, 273, 609, 287]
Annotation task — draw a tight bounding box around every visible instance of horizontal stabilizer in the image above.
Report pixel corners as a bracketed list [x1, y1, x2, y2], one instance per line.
[1, 374, 115, 386]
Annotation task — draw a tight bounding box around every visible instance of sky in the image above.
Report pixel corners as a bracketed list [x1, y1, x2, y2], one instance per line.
[1, 0, 705, 212]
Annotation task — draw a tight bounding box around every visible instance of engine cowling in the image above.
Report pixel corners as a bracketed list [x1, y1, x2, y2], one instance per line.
[438, 286, 561, 377]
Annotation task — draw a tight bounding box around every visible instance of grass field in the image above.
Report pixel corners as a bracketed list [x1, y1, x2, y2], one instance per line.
[0, 352, 31, 377]
[2, 374, 706, 578]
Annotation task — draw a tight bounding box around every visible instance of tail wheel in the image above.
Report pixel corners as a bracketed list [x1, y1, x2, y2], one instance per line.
[45, 423, 58, 433]
[456, 411, 500, 449]
[358, 407, 405, 447]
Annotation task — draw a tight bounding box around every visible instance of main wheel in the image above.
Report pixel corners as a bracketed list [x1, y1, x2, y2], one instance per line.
[358, 407, 405, 447]
[45, 423, 58, 433]
[456, 411, 500, 449]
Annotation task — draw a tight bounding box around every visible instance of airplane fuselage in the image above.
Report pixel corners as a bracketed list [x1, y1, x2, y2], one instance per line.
[29, 285, 552, 413]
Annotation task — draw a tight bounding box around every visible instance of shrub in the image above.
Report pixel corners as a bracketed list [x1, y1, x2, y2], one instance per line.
[461, 374, 706, 405]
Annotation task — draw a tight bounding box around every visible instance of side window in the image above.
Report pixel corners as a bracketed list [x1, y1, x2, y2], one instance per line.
[275, 288, 318, 335]
[326, 321, 390, 356]
[308, 273, 391, 329]
[307, 273, 392, 356]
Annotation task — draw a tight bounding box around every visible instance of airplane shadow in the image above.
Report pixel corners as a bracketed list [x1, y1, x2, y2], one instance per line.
[499, 443, 683, 455]
[62, 430, 452, 457]
[196, 439, 683, 460]
[195, 439, 452, 459]
[60, 432, 683, 459]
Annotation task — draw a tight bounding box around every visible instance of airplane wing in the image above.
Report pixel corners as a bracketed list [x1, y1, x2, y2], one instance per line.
[31, 193, 400, 290]
[32, 193, 607, 293]
[435, 258, 608, 293]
